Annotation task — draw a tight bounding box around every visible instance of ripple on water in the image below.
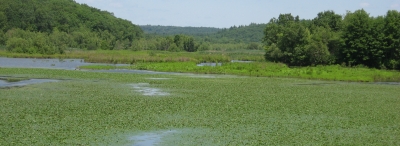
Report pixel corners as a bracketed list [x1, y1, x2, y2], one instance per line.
[0, 78, 59, 88]
[130, 130, 178, 146]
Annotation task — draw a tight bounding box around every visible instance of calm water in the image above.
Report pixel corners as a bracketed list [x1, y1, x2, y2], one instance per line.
[129, 130, 177, 146]
[0, 78, 59, 88]
[196, 62, 222, 67]
[0, 57, 93, 70]
[89, 69, 175, 74]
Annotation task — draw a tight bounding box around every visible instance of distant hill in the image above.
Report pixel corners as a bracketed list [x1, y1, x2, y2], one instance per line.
[140, 25, 221, 36]
[141, 23, 267, 44]
[0, 0, 142, 37]
[0, 0, 143, 53]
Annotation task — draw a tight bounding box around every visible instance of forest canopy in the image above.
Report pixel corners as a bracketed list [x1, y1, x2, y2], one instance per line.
[0, 0, 143, 54]
[263, 9, 400, 70]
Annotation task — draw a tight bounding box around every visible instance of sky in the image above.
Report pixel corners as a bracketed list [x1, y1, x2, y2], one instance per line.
[74, 0, 400, 28]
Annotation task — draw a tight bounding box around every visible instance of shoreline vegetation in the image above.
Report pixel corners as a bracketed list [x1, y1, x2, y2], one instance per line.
[0, 1, 399, 83]
[0, 49, 264, 63]
[1, 50, 399, 82]
[80, 62, 400, 82]
[1, 1, 400, 145]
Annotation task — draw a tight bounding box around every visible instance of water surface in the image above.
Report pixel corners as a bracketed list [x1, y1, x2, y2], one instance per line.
[0, 78, 59, 88]
[197, 62, 222, 67]
[0, 57, 93, 70]
[130, 83, 169, 96]
[130, 130, 177, 146]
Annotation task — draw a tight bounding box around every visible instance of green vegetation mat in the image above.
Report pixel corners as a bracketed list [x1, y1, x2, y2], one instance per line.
[0, 50, 264, 63]
[0, 68, 399, 145]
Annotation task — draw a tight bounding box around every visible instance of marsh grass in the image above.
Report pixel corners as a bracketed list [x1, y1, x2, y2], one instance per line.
[200, 49, 265, 62]
[81, 62, 400, 82]
[0, 50, 246, 64]
[0, 68, 399, 145]
[3, 49, 398, 82]
[0, 49, 266, 64]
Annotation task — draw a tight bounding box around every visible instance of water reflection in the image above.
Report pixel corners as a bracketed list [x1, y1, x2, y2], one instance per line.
[130, 130, 177, 146]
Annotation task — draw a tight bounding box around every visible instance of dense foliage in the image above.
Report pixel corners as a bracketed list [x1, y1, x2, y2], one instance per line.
[139, 23, 266, 52]
[0, 0, 143, 54]
[131, 34, 201, 52]
[208, 23, 267, 44]
[140, 23, 266, 44]
[264, 10, 400, 70]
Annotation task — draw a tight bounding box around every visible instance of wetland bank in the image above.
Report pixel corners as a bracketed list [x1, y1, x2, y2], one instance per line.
[1, 0, 400, 145]
[0, 66, 399, 145]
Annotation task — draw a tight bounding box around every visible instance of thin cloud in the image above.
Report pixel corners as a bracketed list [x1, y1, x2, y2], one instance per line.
[360, 2, 370, 8]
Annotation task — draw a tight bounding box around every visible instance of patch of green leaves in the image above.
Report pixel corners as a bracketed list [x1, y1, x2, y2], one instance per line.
[0, 68, 399, 145]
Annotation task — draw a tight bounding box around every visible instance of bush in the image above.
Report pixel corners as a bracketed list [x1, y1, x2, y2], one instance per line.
[6, 37, 30, 53]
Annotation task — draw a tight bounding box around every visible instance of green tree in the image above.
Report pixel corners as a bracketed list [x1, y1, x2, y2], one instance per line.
[306, 40, 330, 65]
[312, 10, 343, 31]
[156, 37, 172, 51]
[168, 43, 181, 52]
[341, 9, 373, 66]
[0, 12, 6, 31]
[6, 37, 30, 53]
[367, 16, 386, 68]
[0, 30, 5, 45]
[384, 10, 400, 69]
[33, 33, 50, 54]
[246, 42, 260, 50]
[264, 43, 283, 62]
[183, 37, 196, 52]
[198, 42, 210, 51]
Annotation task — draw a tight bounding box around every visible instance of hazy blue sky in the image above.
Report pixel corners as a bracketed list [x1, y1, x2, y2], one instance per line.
[74, 0, 400, 28]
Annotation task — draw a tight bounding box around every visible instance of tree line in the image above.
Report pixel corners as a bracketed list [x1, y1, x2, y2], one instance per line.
[140, 25, 221, 36]
[208, 23, 267, 44]
[133, 34, 204, 52]
[264, 9, 400, 69]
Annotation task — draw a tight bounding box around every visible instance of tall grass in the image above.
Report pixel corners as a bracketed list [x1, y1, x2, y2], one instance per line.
[0, 50, 262, 63]
[81, 62, 400, 82]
